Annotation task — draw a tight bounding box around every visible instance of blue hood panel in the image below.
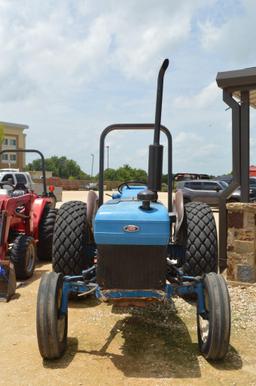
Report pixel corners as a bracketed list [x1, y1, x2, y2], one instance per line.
[94, 200, 170, 246]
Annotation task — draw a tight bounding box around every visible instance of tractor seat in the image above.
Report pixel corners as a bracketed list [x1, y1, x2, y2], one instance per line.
[11, 190, 26, 197]
[87, 190, 99, 225]
[11, 183, 29, 197]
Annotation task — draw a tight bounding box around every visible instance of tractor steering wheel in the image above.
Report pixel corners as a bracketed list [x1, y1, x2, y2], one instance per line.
[0, 181, 15, 189]
[117, 181, 146, 193]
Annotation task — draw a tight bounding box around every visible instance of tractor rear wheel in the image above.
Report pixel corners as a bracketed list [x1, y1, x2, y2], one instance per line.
[37, 272, 68, 359]
[197, 272, 230, 360]
[10, 235, 36, 280]
[182, 202, 217, 276]
[37, 205, 58, 261]
[53, 201, 94, 275]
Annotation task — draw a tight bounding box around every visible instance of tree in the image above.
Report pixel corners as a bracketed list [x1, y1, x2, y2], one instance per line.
[0, 123, 5, 145]
[25, 156, 90, 179]
[98, 164, 147, 182]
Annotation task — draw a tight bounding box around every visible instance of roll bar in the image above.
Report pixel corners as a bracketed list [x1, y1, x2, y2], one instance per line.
[98, 123, 172, 212]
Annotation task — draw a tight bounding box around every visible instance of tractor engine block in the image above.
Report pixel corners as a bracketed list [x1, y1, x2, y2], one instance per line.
[94, 198, 170, 290]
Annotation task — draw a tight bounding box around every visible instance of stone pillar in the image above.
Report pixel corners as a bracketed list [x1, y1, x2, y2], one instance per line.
[227, 203, 256, 283]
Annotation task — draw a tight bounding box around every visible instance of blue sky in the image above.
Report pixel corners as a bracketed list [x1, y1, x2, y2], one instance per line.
[0, 0, 256, 175]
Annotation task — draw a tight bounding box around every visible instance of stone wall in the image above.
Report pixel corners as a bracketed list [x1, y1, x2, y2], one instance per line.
[227, 203, 256, 283]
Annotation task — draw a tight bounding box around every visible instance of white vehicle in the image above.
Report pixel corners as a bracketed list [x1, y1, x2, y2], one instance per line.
[0, 169, 62, 202]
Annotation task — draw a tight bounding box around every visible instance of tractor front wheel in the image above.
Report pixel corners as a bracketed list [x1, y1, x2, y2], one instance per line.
[197, 272, 231, 360]
[36, 272, 68, 359]
[10, 235, 36, 280]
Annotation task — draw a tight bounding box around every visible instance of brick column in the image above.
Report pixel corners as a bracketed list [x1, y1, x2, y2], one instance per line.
[227, 203, 256, 283]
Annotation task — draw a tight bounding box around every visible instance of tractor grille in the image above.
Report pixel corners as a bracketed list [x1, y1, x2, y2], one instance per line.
[96, 245, 167, 289]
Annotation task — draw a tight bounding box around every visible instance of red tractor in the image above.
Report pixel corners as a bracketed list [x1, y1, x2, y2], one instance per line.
[0, 149, 57, 301]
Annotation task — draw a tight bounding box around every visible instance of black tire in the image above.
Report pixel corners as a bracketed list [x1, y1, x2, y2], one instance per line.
[37, 272, 68, 359]
[197, 272, 231, 360]
[37, 206, 58, 261]
[10, 235, 36, 280]
[182, 202, 217, 276]
[53, 201, 93, 275]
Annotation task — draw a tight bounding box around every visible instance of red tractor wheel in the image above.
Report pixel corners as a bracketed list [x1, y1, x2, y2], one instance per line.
[10, 235, 36, 280]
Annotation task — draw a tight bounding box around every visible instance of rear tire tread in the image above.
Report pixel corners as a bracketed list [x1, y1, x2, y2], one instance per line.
[182, 202, 218, 276]
[38, 206, 58, 261]
[53, 201, 93, 275]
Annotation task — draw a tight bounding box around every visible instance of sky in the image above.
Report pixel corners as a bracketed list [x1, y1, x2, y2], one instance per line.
[0, 0, 256, 176]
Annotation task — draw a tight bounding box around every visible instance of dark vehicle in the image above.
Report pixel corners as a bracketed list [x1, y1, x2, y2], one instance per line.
[173, 173, 210, 182]
[177, 179, 256, 206]
[85, 182, 98, 191]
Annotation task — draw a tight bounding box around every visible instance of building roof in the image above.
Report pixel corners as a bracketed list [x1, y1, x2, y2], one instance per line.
[0, 121, 29, 130]
[216, 67, 256, 109]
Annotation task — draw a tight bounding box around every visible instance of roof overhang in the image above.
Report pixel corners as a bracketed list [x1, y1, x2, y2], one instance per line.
[216, 67, 256, 109]
[0, 121, 29, 130]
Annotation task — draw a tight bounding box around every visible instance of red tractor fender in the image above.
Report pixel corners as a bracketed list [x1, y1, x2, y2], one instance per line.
[31, 198, 52, 241]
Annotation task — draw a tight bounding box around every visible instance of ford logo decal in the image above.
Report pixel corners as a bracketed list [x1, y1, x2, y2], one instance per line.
[123, 225, 140, 232]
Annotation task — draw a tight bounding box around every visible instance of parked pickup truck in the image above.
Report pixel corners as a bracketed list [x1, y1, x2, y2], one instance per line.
[0, 169, 62, 203]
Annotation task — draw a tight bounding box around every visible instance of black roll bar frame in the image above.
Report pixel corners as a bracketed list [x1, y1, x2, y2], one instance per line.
[98, 123, 172, 212]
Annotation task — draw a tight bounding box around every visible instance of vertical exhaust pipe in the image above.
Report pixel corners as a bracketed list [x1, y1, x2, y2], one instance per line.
[148, 59, 169, 192]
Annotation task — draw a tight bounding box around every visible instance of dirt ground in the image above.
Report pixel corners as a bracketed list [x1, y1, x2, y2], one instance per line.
[0, 191, 256, 386]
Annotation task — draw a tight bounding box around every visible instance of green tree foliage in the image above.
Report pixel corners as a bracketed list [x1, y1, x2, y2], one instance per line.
[0, 123, 5, 144]
[100, 164, 147, 182]
[25, 156, 90, 179]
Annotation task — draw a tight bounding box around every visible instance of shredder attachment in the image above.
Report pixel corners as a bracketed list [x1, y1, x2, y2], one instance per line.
[0, 260, 16, 302]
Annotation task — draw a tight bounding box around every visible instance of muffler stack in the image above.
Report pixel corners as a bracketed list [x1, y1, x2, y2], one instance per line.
[0, 261, 16, 302]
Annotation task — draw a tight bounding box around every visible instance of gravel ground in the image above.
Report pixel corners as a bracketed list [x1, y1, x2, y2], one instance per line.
[1, 267, 256, 386]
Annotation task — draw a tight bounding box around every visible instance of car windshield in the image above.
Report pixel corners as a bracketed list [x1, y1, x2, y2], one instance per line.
[250, 178, 256, 186]
[219, 180, 229, 189]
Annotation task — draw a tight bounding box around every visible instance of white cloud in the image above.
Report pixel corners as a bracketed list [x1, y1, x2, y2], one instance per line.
[0, 0, 246, 175]
[0, 0, 207, 104]
[199, 21, 222, 50]
[173, 81, 219, 109]
[198, 0, 256, 66]
[173, 131, 225, 174]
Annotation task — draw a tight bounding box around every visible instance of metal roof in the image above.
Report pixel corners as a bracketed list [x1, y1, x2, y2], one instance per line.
[216, 67, 256, 109]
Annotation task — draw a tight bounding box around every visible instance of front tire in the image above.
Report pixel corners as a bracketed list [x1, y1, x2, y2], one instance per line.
[182, 202, 218, 276]
[10, 235, 36, 280]
[53, 201, 94, 275]
[197, 272, 231, 360]
[36, 272, 68, 359]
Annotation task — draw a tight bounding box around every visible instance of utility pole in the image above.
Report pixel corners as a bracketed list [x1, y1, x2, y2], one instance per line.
[90, 153, 94, 177]
[106, 145, 110, 169]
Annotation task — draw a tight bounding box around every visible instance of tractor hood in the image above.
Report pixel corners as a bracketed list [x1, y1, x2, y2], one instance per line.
[94, 199, 170, 246]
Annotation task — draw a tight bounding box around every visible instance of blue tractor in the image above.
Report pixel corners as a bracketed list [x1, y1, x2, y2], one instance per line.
[36, 59, 231, 361]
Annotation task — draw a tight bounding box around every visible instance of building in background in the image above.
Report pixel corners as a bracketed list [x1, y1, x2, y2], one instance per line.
[0, 121, 28, 170]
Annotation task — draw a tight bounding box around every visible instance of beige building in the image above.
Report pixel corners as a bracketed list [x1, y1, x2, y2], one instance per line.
[0, 121, 28, 170]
